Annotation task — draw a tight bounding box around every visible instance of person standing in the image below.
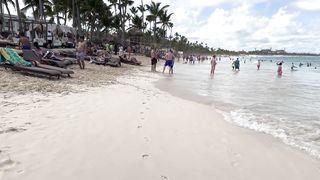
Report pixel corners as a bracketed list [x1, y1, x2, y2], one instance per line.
[47, 30, 53, 49]
[163, 49, 174, 74]
[211, 55, 217, 74]
[257, 60, 261, 70]
[151, 47, 158, 72]
[277, 61, 283, 76]
[127, 45, 132, 60]
[76, 36, 87, 69]
[235, 58, 240, 71]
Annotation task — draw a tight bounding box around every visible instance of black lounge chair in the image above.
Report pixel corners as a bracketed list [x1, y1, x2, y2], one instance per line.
[23, 50, 71, 68]
[0, 63, 62, 79]
[0, 48, 62, 79]
[90, 56, 121, 67]
[22, 50, 74, 77]
[119, 55, 141, 66]
[37, 64, 74, 77]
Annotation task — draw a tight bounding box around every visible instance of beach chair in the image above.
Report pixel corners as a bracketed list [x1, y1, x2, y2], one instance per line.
[23, 50, 72, 68]
[119, 54, 141, 66]
[23, 50, 74, 77]
[0, 49, 61, 79]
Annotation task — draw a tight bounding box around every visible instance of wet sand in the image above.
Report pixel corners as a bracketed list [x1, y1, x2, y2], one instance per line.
[1, 58, 320, 180]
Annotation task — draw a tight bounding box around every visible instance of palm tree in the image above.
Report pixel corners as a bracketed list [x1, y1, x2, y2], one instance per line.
[159, 9, 173, 38]
[15, 0, 22, 32]
[51, 0, 70, 25]
[21, 0, 36, 19]
[2, 0, 15, 34]
[117, 0, 134, 45]
[109, 0, 118, 16]
[130, 15, 143, 30]
[146, 1, 169, 39]
[22, 0, 52, 21]
[137, 1, 146, 32]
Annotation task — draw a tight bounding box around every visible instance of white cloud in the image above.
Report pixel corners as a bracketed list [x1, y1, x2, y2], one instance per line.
[148, 0, 320, 53]
[291, 0, 320, 11]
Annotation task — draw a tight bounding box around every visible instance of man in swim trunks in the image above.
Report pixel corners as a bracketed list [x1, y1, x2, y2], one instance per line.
[76, 36, 87, 69]
[150, 47, 158, 72]
[19, 32, 31, 50]
[163, 49, 174, 74]
[234, 58, 240, 71]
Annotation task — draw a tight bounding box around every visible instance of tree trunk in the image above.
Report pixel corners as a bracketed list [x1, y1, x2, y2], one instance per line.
[15, 0, 23, 32]
[39, 0, 43, 22]
[64, 10, 67, 25]
[31, 5, 36, 21]
[0, 0, 3, 32]
[75, 0, 81, 34]
[5, 4, 13, 34]
[56, 13, 60, 25]
[90, 14, 96, 41]
[72, 0, 75, 28]
[119, 0, 125, 45]
[153, 19, 156, 42]
[141, 0, 144, 33]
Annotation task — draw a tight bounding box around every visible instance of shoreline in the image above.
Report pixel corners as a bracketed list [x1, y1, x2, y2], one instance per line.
[1, 60, 320, 179]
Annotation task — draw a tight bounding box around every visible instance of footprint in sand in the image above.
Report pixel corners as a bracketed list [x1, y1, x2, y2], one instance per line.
[137, 125, 142, 129]
[142, 102, 147, 105]
[231, 161, 239, 168]
[161, 175, 169, 180]
[0, 157, 16, 170]
[144, 137, 150, 142]
[17, 170, 24, 174]
[140, 112, 144, 114]
[142, 154, 150, 159]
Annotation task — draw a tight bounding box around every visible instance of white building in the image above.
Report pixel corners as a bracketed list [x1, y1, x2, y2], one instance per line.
[1, 14, 35, 33]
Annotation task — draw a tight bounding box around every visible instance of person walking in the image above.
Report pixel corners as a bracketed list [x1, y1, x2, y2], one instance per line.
[257, 60, 261, 70]
[211, 55, 217, 74]
[277, 61, 283, 76]
[151, 47, 158, 72]
[76, 36, 87, 69]
[234, 58, 240, 71]
[163, 49, 175, 74]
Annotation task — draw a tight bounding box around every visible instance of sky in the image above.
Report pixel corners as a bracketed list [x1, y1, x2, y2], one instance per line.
[8, 0, 320, 53]
[132, 0, 320, 53]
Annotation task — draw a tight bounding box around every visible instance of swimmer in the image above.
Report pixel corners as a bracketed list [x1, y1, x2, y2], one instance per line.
[291, 63, 297, 71]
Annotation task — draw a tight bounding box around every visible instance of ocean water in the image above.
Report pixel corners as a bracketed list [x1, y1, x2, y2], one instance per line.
[156, 55, 320, 158]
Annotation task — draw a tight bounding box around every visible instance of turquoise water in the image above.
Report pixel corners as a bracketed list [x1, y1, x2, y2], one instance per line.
[157, 55, 320, 158]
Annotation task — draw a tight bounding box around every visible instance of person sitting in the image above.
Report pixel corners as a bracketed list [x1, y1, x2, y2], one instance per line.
[19, 32, 31, 50]
[33, 42, 44, 57]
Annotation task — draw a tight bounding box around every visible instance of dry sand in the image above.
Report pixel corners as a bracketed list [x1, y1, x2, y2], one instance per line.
[0, 54, 152, 96]
[1, 57, 320, 180]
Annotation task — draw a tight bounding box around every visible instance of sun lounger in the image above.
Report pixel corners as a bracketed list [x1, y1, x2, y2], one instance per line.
[37, 64, 74, 77]
[0, 48, 61, 79]
[23, 50, 71, 68]
[119, 55, 141, 66]
[90, 56, 121, 67]
[0, 63, 61, 79]
[22, 50, 74, 77]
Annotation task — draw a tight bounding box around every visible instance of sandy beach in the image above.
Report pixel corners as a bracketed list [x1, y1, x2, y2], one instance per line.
[1, 58, 320, 179]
